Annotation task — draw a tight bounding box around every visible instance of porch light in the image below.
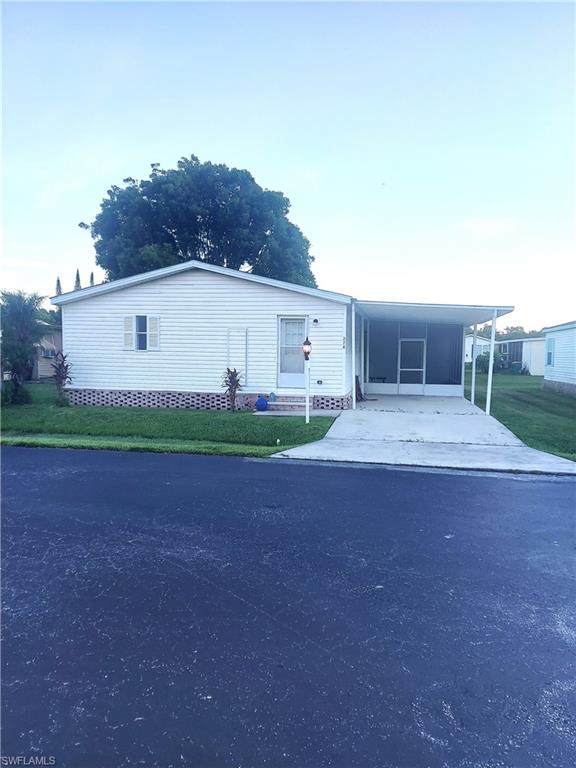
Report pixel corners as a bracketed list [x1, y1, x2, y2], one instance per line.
[302, 337, 312, 360]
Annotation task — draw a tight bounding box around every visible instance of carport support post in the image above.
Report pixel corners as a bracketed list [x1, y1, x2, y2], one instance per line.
[351, 301, 357, 409]
[486, 309, 498, 415]
[471, 324, 477, 405]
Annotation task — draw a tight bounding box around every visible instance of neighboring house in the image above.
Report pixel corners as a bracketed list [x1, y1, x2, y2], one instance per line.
[497, 336, 545, 376]
[464, 334, 491, 363]
[542, 321, 576, 397]
[31, 322, 62, 380]
[51, 260, 513, 411]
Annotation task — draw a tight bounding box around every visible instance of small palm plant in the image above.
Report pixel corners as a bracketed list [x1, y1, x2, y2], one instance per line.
[222, 368, 242, 412]
[51, 352, 72, 405]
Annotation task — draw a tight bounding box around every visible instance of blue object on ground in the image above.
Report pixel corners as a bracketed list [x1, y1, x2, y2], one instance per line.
[255, 396, 268, 411]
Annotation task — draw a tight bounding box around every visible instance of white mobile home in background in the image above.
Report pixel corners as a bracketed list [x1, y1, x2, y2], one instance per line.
[543, 321, 576, 396]
[464, 334, 491, 362]
[497, 336, 546, 376]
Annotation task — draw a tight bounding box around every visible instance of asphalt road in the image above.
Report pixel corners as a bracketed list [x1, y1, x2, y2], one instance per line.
[2, 447, 576, 768]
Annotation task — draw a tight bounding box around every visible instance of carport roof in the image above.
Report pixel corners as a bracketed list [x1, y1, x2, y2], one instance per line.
[355, 301, 514, 326]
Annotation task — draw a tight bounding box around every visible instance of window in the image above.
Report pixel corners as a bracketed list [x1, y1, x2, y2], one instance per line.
[546, 338, 555, 366]
[123, 316, 160, 351]
[136, 315, 147, 350]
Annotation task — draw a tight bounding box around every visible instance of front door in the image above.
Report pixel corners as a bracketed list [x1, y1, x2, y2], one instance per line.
[398, 338, 425, 395]
[278, 317, 306, 388]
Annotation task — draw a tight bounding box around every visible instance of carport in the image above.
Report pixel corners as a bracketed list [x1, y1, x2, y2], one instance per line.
[351, 301, 513, 415]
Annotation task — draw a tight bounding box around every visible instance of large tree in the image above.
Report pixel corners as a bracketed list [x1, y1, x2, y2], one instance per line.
[80, 156, 316, 287]
[0, 291, 44, 400]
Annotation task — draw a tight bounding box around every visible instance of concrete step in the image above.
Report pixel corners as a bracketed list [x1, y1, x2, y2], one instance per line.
[268, 399, 306, 406]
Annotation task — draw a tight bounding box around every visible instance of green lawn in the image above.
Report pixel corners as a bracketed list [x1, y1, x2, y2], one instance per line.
[465, 372, 576, 461]
[1, 383, 334, 457]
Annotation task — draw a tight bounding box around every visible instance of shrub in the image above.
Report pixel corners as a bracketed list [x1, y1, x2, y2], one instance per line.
[476, 350, 505, 374]
[222, 368, 242, 412]
[51, 352, 72, 406]
[1, 381, 31, 405]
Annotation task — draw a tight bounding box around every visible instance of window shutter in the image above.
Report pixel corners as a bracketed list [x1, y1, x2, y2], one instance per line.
[123, 316, 134, 350]
[148, 316, 160, 350]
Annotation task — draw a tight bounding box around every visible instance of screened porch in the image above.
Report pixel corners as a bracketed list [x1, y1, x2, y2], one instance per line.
[361, 320, 464, 396]
[352, 301, 514, 412]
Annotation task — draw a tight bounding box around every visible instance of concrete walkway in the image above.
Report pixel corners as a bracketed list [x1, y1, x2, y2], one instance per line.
[275, 396, 576, 475]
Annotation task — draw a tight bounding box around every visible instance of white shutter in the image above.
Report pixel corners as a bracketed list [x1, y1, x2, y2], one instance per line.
[123, 316, 134, 350]
[148, 316, 160, 350]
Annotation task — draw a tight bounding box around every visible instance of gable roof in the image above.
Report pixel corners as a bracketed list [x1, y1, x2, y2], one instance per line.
[50, 260, 352, 306]
[542, 321, 576, 333]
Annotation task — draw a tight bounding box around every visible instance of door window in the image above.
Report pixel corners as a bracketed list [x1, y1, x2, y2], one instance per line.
[280, 319, 305, 375]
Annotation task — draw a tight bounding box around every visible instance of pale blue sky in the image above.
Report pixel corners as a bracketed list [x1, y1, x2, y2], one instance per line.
[3, 1, 574, 328]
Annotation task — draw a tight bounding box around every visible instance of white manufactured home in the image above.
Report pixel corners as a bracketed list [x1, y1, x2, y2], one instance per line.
[464, 334, 491, 363]
[51, 260, 512, 412]
[497, 336, 545, 376]
[543, 321, 576, 397]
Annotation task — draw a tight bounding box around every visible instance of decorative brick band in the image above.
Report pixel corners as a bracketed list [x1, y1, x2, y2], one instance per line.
[65, 389, 352, 411]
[66, 389, 256, 410]
[313, 394, 352, 410]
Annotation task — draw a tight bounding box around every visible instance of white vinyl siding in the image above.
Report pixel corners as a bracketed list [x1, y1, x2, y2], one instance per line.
[521, 338, 545, 376]
[227, 328, 248, 385]
[544, 326, 576, 385]
[546, 338, 555, 367]
[464, 336, 491, 363]
[61, 270, 347, 395]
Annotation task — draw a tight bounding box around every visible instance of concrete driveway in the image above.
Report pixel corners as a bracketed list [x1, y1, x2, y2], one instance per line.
[276, 396, 576, 475]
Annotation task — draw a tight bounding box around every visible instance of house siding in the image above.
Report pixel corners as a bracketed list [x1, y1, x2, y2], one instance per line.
[61, 270, 347, 398]
[521, 338, 545, 376]
[464, 336, 491, 363]
[35, 329, 62, 379]
[544, 325, 576, 396]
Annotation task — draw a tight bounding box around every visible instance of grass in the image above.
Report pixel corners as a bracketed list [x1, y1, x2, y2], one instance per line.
[465, 371, 576, 461]
[1, 382, 334, 457]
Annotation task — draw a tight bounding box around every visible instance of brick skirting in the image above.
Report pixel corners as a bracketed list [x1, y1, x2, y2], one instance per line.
[65, 389, 352, 411]
[312, 394, 352, 410]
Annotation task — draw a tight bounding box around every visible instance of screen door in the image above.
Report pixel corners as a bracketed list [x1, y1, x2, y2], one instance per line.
[398, 339, 425, 394]
[278, 318, 306, 387]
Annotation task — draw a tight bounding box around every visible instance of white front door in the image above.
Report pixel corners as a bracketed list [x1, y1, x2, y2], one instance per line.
[278, 317, 306, 388]
[398, 338, 425, 395]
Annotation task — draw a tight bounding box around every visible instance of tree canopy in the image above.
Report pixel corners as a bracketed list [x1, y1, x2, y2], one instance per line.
[80, 156, 316, 287]
[473, 324, 543, 340]
[0, 291, 44, 397]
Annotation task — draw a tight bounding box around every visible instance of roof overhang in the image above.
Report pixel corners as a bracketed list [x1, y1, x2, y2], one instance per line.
[355, 301, 514, 326]
[542, 321, 576, 333]
[50, 260, 351, 306]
